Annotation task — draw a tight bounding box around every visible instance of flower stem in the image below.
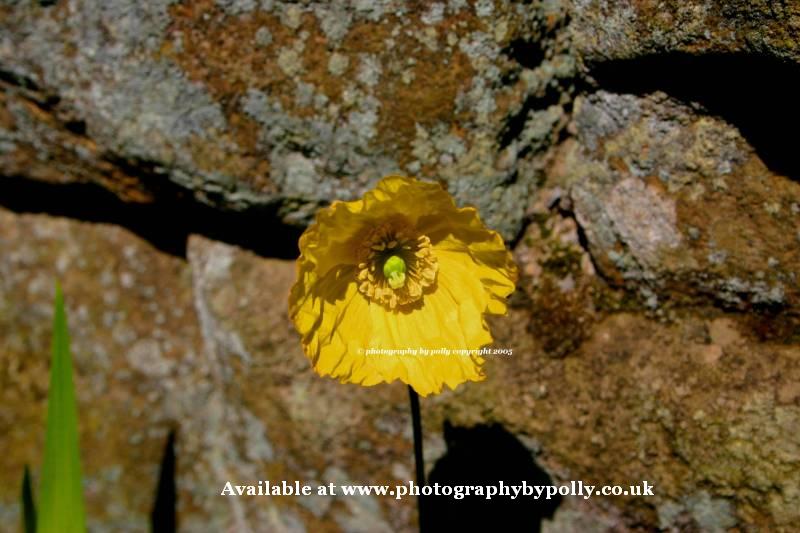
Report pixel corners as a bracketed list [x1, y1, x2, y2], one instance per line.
[408, 385, 426, 531]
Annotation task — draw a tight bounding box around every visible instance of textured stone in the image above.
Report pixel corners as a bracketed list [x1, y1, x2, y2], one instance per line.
[2, 204, 800, 531]
[2, 1, 800, 531]
[427, 283, 800, 530]
[556, 91, 800, 310]
[570, 0, 800, 63]
[0, 0, 576, 239]
[182, 235, 418, 532]
[0, 209, 420, 532]
[0, 207, 201, 531]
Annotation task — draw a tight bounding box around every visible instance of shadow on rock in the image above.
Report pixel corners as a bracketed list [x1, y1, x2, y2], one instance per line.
[424, 422, 560, 532]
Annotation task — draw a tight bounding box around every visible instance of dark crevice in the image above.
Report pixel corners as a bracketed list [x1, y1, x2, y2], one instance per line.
[0, 68, 42, 93]
[503, 38, 548, 70]
[553, 114, 571, 146]
[498, 83, 563, 153]
[0, 175, 302, 260]
[498, 96, 535, 152]
[743, 307, 800, 343]
[508, 211, 533, 251]
[63, 119, 87, 136]
[0, 68, 60, 109]
[424, 422, 561, 532]
[588, 52, 800, 181]
[499, 66, 521, 87]
[567, 208, 591, 258]
[151, 430, 177, 533]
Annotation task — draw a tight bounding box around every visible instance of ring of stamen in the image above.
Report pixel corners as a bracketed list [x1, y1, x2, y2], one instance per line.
[356, 219, 438, 310]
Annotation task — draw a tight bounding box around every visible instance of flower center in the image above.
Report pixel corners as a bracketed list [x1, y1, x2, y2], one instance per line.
[383, 255, 406, 289]
[356, 219, 438, 310]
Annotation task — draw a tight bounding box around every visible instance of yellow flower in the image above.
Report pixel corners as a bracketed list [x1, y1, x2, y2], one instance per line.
[289, 175, 518, 396]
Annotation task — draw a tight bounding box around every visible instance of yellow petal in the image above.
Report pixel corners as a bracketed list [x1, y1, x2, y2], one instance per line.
[364, 253, 493, 395]
[289, 175, 518, 397]
[291, 253, 504, 396]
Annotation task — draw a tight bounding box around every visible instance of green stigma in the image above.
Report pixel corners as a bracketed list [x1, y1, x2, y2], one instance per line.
[383, 255, 407, 289]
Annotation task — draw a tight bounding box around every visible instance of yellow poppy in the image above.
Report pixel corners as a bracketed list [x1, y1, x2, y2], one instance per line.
[289, 175, 518, 396]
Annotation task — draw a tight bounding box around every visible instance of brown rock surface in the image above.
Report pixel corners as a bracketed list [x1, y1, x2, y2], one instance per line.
[0, 210, 422, 531]
[570, 0, 800, 63]
[2, 0, 800, 531]
[558, 91, 800, 310]
[4, 203, 798, 531]
[0, 0, 576, 239]
[0, 207, 200, 530]
[182, 235, 417, 532]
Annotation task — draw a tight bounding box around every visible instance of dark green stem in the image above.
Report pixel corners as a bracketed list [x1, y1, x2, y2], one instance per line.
[408, 385, 426, 532]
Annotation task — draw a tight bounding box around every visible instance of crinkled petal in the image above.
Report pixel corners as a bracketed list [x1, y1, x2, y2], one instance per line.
[289, 250, 513, 396]
[362, 251, 494, 395]
[432, 242, 517, 315]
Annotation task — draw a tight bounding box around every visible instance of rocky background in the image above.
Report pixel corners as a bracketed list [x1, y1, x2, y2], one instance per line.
[1, 0, 799, 531]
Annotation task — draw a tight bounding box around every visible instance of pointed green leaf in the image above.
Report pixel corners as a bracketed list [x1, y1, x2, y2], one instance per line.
[21, 465, 36, 533]
[37, 284, 86, 533]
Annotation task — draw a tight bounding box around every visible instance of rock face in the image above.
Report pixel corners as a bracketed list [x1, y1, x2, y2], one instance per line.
[1, 0, 799, 532]
[562, 91, 800, 309]
[0, 0, 576, 239]
[570, 0, 800, 63]
[0, 210, 418, 532]
[0, 208, 201, 530]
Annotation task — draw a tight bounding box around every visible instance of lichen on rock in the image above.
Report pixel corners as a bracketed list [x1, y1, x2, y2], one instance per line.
[2, 0, 800, 531]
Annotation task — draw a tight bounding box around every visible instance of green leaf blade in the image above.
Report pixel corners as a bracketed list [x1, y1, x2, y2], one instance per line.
[37, 284, 86, 533]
